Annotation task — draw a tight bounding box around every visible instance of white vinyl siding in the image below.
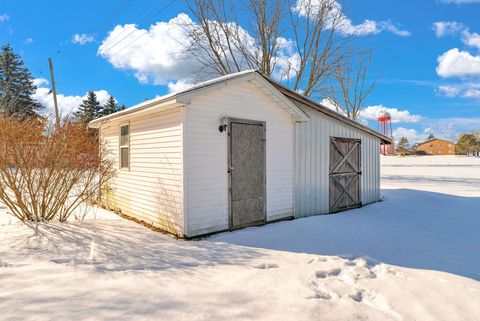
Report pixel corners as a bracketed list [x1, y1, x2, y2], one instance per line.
[94, 72, 384, 238]
[100, 107, 184, 235]
[184, 81, 295, 237]
[293, 100, 381, 217]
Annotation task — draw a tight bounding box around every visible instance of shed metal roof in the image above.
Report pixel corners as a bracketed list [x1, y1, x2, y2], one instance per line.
[262, 75, 391, 144]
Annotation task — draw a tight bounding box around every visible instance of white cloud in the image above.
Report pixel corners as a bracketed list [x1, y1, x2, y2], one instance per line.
[271, 37, 301, 80]
[461, 30, 480, 50]
[33, 77, 49, 87]
[437, 85, 462, 97]
[99, 13, 300, 86]
[432, 21, 465, 37]
[423, 118, 478, 141]
[98, 14, 198, 85]
[433, 23, 480, 95]
[320, 100, 422, 124]
[72, 33, 95, 45]
[31, 78, 109, 118]
[439, 0, 480, 3]
[436, 82, 480, 98]
[393, 127, 427, 144]
[23, 38, 33, 45]
[463, 88, 480, 97]
[432, 21, 480, 50]
[377, 21, 412, 37]
[359, 105, 423, 124]
[320, 98, 338, 111]
[292, 0, 410, 37]
[436, 48, 480, 77]
[167, 80, 192, 93]
[0, 14, 9, 22]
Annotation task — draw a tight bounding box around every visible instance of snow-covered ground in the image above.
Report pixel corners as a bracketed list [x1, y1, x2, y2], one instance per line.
[1, 156, 479, 321]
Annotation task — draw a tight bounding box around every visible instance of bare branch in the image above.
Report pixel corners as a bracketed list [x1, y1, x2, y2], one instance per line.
[331, 49, 375, 120]
[0, 117, 115, 222]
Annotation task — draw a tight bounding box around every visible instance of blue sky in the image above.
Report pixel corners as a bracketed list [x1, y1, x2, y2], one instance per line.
[1, 0, 480, 143]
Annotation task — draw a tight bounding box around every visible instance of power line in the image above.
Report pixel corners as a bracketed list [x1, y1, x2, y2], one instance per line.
[97, 0, 176, 57]
[60, 0, 177, 87]
[92, 0, 135, 32]
[53, 0, 136, 66]
[102, 0, 177, 58]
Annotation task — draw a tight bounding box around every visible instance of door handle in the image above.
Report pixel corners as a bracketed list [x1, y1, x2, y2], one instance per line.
[228, 166, 234, 173]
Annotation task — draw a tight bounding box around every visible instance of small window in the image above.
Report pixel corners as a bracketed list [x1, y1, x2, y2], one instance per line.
[120, 124, 130, 168]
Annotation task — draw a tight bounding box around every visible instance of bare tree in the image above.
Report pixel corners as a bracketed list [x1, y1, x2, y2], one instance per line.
[473, 129, 480, 142]
[183, 0, 363, 100]
[248, 0, 285, 76]
[329, 50, 375, 120]
[288, 0, 352, 97]
[184, 0, 251, 77]
[0, 117, 114, 222]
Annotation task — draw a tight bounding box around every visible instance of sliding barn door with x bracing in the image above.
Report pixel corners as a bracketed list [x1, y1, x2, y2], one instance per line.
[329, 137, 362, 213]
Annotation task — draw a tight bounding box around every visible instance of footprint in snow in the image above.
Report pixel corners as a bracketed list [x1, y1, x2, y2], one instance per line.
[50, 258, 99, 265]
[307, 291, 332, 300]
[307, 256, 328, 264]
[344, 260, 357, 266]
[178, 261, 201, 267]
[356, 289, 403, 320]
[0, 259, 11, 267]
[384, 266, 408, 280]
[254, 263, 279, 269]
[350, 291, 363, 302]
[316, 268, 342, 278]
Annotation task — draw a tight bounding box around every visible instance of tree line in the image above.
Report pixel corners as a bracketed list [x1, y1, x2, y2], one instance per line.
[0, 44, 125, 123]
[74, 91, 126, 123]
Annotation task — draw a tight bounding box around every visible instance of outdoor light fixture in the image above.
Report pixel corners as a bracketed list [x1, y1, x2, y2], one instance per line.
[219, 117, 228, 133]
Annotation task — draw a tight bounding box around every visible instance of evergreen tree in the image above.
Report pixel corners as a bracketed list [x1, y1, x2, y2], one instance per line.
[428, 133, 434, 139]
[101, 95, 118, 116]
[0, 44, 42, 119]
[118, 104, 126, 111]
[75, 91, 101, 123]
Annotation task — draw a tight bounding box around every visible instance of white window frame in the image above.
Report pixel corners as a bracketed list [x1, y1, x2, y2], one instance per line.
[119, 122, 130, 170]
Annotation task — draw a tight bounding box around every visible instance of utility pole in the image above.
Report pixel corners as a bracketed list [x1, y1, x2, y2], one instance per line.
[48, 58, 60, 129]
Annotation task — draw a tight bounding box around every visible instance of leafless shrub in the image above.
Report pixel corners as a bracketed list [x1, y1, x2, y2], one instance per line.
[0, 117, 114, 222]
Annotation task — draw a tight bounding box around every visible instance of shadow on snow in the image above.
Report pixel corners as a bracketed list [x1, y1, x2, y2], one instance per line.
[1, 219, 263, 273]
[210, 189, 480, 280]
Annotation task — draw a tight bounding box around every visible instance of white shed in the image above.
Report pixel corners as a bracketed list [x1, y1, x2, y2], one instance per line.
[90, 70, 389, 238]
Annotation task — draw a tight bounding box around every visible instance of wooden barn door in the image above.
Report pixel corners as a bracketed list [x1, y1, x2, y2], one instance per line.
[329, 137, 362, 213]
[228, 119, 266, 229]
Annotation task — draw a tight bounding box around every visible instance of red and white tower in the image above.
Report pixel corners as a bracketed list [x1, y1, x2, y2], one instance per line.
[377, 110, 394, 155]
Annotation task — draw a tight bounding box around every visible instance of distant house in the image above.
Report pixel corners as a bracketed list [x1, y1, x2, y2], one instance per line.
[89, 70, 390, 238]
[416, 138, 456, 155]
